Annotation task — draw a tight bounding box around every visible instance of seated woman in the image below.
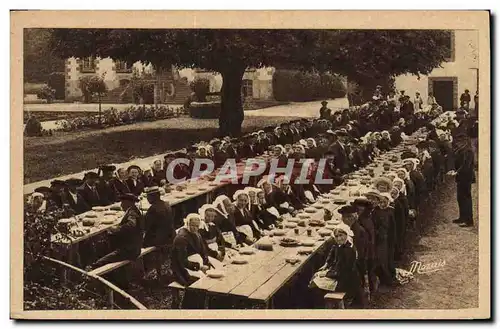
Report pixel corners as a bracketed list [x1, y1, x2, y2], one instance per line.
[26, 192, 47, 215]
[150, 159, 167, 187]
[258, 178, 296, 216]
[126, 165, 146, 196]
[213, 195, 250, 246]
[198, 205, 229, 261]
[309, 224, 365, 308]
[171, 214, 212, 287]
[378, 131, 392, 152]
[253, 189, 280, 229]
[232, 190, 262, 242]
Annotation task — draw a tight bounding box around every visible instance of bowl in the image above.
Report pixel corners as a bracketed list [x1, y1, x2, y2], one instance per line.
[304, 208, 317, 214]
[285, 256, 300, 265]
[206, 269, 225, 278]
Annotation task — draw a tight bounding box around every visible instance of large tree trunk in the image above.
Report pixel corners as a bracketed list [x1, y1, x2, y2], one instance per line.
[219, 66, 246, 137]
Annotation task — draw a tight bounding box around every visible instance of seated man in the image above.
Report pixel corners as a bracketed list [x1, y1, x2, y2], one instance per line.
[88, 193, 144, 270]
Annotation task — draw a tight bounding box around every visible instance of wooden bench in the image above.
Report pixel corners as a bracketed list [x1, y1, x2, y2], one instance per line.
[324, 292, 346, 309]
[88, 246, 157, 277]
[168, 281, 185, 309]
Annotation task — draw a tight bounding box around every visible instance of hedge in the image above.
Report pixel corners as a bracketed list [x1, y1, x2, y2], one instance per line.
[189, 101, 221, 119]
[272, 69, 346, 102]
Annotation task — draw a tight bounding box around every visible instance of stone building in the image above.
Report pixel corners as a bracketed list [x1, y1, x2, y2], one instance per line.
[64, 57, 191, 104]
[395, 30, 479, 111]
[180, 67, 275, 100]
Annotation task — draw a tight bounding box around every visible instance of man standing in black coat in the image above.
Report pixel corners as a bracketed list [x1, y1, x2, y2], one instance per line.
[449, 136, 475, 227]
[143, 186, 175, 278]
[79, 172, 103, 207]
[328, 131, 350, 174]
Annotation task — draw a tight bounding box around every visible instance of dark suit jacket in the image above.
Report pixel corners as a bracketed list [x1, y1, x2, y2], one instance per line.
[111, 178, 131, 197]
[109, 206, 144, 259]
[96, 179, 117, 205]
[126, 178, 145, 196]
[264, 188, 292, 214]
[61, 189, 90, 215]
[144, 200, 175, 248]
[329, 141, 350, 174]
[78, 184, 103, 207]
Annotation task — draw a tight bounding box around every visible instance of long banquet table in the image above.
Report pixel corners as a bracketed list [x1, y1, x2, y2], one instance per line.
[185, 137, 421, 309]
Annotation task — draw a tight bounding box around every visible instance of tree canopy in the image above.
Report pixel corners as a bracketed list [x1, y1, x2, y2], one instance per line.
[49, 29, 450, 136]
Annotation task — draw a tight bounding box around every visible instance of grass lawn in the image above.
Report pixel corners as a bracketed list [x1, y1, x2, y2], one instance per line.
[23, 115, 300, 184]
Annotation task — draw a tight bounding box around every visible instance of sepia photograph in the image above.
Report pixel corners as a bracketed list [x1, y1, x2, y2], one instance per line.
[10, 10, 490, 320]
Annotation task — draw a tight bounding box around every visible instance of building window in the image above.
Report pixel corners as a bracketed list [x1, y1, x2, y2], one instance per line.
[80, 57, 96, 73]
[115, 60, 132, 73]
[443, 30, 455, 62]
[242, 79, 253, 98]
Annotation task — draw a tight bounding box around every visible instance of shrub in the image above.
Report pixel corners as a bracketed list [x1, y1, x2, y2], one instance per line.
[190, 78, 210, 102]
[189, 101, 221, 119]
[272, 69, 346, 102]
[36, 85, 56, 103]
[24, 116, 44, 136]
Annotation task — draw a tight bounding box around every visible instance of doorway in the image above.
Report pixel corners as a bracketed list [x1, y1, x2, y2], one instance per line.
[429, 77, 458, 111]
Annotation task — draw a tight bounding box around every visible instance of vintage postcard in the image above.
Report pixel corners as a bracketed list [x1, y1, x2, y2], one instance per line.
[11, 10, 490, 320]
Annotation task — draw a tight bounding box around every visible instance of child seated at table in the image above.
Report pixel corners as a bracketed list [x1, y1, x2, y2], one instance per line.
[309, 225, 365, 308]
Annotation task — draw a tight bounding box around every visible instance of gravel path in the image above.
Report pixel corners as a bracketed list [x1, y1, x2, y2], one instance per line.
[372, 176, 479, 309]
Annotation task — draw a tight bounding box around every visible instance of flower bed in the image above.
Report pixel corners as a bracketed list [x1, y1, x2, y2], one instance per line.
[55, 105, 180, 132]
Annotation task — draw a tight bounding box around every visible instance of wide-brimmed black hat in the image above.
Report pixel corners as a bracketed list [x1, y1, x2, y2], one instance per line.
[145, 186, 161, 195]
[34, 186, 52, 194]
[351, 197, 372, 207]
[65, 178, 84, 187]
[50, 179, 67, 187]
[338, 205, 358, 215]
[119, 193, 139, 203]
[84, 171, 99, 179]
[99, 164, 117, 172]
[321, 100, 328, 105]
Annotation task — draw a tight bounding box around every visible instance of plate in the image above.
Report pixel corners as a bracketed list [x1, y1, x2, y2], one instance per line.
[239, 247, 255, 255]
[103, 210, 118, 216]
[232, 257, 248, 265]
[298, 214, 310, 219]
[298, 247, 314, 255]
[301, 239, 315, 247]
[280, 238, 300, 247]
[287, 217, 300, 223]
[320, 199, 330, 204]
[198, 187, 208, 191]
[175, 195, 185, 199]
[330, 191, 341, 195]
[100, 218, 116, 225]
[185, 191, 197, 195]
[272, 229, 286, 236]
[206, 270, 224, 278]
[318, 229, 333, 237]
[304, 208, 317, 214]
[92, 206, 107, 212]
[85, 212, 98, 218]
[285, 222, 298, 228]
